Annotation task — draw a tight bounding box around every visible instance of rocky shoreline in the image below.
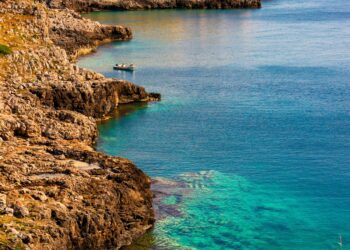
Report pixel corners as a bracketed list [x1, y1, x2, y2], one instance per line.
[0, 1, 158, 249]
[0, 0, 260, 249]
[45, 0, 261, 12]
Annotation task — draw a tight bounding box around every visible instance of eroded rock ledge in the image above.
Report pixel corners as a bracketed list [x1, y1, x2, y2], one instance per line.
[45, 0, 261, 12]
[0, 0, 159, 249]
[47, 8, 132, 59]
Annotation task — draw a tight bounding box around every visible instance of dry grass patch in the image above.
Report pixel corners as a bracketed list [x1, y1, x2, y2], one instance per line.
[0, 12, 44, 79]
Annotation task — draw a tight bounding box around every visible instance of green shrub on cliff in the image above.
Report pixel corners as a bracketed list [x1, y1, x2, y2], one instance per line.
[0, 44, 12, 56]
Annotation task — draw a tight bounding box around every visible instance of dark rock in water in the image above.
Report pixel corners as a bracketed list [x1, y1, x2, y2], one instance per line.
[149, 92, 162, 101]
[151, 177, 190, 219]
[156, 203, 184, 218]
[116, 80, 161, 105]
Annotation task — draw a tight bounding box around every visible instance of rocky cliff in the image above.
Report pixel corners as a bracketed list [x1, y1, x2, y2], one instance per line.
[0, 0, 159, 249]
[45, 0, 261, 12]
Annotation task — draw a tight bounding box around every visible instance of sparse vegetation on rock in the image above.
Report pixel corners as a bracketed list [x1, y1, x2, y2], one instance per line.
[0, 44, 12, 56]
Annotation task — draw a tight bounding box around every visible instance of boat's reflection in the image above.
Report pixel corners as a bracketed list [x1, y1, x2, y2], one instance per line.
[114, 68, 136, 81]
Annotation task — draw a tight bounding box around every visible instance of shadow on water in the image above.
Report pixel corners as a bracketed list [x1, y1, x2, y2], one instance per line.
[122, 232, 157, 250]
[94, 102, 151, 150]
[97, 102, 149, 125]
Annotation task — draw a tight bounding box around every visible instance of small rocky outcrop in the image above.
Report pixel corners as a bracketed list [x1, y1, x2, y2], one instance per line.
[47, 8, 132, 58]
[29, 73, 157, 118]
[0, 0, 159, 249]
[45, 0, 261, 11]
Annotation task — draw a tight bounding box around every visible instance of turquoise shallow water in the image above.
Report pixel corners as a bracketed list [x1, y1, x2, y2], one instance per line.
[79, 1, 350, 249]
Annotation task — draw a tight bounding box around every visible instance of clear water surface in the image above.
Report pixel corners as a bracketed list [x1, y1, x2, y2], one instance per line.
[78, 0, 350, 249]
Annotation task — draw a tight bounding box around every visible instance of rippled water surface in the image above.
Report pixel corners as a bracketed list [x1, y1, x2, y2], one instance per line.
[79, 1, 350, 249]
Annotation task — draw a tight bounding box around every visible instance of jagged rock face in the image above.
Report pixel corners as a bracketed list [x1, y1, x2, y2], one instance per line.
[47, 8, 132, 58]
[29, 78, 120, 119]
[45, 0, 261, 11]
[0, 0, 159, 249]
[29, 77, 158, 118]
[0, 138, 155, 250]
[115, 81, 161, 104]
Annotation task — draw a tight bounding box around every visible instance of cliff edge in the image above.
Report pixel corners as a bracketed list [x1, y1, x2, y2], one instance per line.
[0, 0, 159, 249]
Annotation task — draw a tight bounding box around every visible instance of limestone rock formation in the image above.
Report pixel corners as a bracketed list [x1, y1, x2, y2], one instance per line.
[47, 8, 132, 58]
[0, 0, 159, 249]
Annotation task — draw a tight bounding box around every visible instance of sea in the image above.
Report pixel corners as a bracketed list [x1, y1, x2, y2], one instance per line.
[78, 0, 350, 248]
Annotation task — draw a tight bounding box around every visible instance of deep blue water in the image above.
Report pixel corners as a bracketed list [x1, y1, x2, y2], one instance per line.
[78, 0, 350, 249]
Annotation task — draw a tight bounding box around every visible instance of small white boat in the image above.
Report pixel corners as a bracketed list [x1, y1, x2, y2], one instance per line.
[113, 63, 135, 71]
